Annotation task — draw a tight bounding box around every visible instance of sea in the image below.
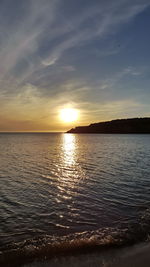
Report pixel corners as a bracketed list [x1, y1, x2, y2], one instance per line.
[0, 133, 150, 266]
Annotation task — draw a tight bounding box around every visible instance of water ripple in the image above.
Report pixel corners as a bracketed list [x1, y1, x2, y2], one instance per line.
[0, 133, 150, 250]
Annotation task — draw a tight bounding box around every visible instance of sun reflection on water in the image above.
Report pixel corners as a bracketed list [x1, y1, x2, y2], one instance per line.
[54, 134, 78, 200]
[62, 134, 76, 167]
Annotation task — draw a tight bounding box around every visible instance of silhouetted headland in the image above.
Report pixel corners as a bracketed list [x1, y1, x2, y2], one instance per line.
[67, 118, 150, 134]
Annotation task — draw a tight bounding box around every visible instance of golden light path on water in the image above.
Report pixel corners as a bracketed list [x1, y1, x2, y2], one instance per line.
[61, 134, 86, 185]
[53, 134, 84, 229]
[54, 134, 80, 210]
[62, 134, 76, 166]
[60, 134, 78, 193]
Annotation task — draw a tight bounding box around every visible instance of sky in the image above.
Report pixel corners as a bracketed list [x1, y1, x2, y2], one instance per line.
[0, 0, 150, 132]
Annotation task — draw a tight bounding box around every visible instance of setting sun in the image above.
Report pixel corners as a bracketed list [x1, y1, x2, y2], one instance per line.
[59, 108, 79, 123]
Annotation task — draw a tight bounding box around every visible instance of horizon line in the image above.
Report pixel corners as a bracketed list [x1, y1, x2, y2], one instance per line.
[0, 131, 65, 133]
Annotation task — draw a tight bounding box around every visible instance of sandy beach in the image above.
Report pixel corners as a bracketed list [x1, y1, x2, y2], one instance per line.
[23, 242, 150, 267]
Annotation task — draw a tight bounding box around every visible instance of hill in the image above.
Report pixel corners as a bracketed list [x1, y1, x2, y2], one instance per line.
[67, 118, 150, 134]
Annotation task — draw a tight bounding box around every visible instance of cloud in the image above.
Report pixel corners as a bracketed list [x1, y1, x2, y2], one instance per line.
[75, 99, 146, 124]
[0, 0, 150, 131]
[41, 0, 150, 66]
[0, 0, 149, 88]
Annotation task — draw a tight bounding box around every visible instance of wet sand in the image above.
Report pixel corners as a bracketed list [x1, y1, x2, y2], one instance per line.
[23, 241, 150, 267]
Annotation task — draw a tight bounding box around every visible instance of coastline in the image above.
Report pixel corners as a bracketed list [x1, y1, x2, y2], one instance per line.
[23, 241, 150, 267]
[67, 118, 150, 134]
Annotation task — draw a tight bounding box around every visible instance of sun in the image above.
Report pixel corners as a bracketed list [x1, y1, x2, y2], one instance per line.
[59, 108, 79, 123]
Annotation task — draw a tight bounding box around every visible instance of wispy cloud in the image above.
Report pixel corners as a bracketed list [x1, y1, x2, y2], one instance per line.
[0, 0, 149, 93]
[0, 0, 150, 130]
[42, 1, 150, 66]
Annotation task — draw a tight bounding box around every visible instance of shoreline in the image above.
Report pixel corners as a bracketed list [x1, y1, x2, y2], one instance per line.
[23, 241, 150, 267]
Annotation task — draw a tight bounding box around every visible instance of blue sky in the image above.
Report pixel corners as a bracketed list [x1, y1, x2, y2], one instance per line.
[0, 0, 150, 131]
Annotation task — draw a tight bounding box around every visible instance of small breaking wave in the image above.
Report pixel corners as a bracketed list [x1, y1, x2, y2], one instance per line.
[1, 216, 150, 267]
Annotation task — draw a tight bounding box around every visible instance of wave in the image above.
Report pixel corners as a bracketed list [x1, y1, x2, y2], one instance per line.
[1, 207, 150, 267]
[1, 218, 150, 267]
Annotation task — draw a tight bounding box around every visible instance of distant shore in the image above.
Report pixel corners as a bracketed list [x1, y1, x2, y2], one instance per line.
[67, 117, 150, 134]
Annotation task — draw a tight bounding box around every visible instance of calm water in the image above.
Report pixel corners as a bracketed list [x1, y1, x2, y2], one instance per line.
[0, 133, 150, 264]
